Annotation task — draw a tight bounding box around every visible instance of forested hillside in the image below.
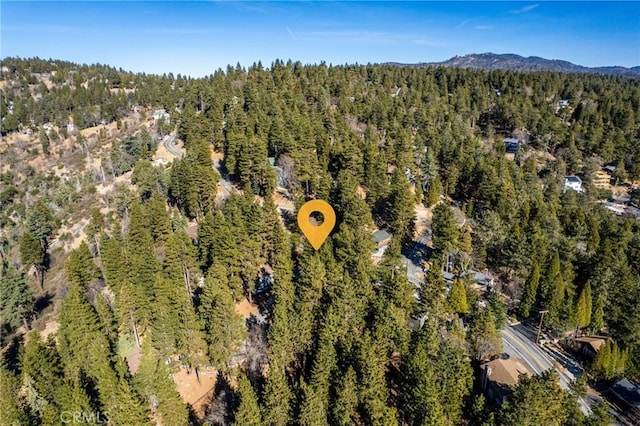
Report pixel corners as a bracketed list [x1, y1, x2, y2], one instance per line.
[1, 57, 639, 425]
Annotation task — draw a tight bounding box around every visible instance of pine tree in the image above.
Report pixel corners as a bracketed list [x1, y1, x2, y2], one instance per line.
[467, 307, 503, 360]
[57, 281, 125, 415]
[541, 250, 561, 302]
[200, 272, 246, 368]
[542, 250, 566, 324]
[448, 279, 469, 314]
[487, 289, 507, 330]
[197, 210, 217, 272]
[297, 337, 336, 426]
[22, 334, 65, 407]
[0, 369, 33, 426]
[0, 261, 34, 332]
[425, 173, 442, 207]
[147, 192, 172, 246]
[127, 204, 158, 324]
[19, 231, 47, 289]
[40, 129, 50, 155]
[152, 267, 206, 365]
[356, 332, 397, 426]
[297, 380, 329, 426]
[436, 341, 474, 425]
[107, 373, 152, 426]
[549, 269, 566, 325]
[498, 370, 575, 426]
[592, 341, 627, 380]
[232, 374, 262, 426]
[431, 203, 460, 259]
[590, 294, 605, 334]
[388, 170, 416, 243]
[400, 324, 446, 426]
[575, 282, 593, 331]
[520, 263, 541, 317]
[331, 366, 359, 426]
[86, 208, 105, 256]
[132, 159, 162, 200]
[66, 241, 99, 286]
[262, 360, 292, 426]
[293, 252, 327, 353]
[418, 265, 448, 326]
[267, 235, 296, 366]
[100, 231, 129, 293]
[134, 338, 189, 425]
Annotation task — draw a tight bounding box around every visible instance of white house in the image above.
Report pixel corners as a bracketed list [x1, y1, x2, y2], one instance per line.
[564, 176, 583, 193]
[152, 109, 170, 125]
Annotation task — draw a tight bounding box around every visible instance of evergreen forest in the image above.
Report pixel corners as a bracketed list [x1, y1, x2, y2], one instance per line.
[1, 57, 640, 425]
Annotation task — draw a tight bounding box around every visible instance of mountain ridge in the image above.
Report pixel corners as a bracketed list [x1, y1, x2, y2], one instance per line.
[387, 53, 640, 77]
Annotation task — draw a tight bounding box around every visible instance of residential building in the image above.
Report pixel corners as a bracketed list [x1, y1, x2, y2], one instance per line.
[564, 176, 583, 193]
[571, 336, 609, 359]
[503, 137, 519, 154]
[152, 109, 170, 124]
[461, 270, 494, 287]
[480, 357, 533, 405]
[373, 230, 392, 248]
[371, 230, 392, 263]
[559, 100, 570, 108]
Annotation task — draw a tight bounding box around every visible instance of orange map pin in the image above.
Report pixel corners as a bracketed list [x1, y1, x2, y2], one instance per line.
[297, 200, 336, 250]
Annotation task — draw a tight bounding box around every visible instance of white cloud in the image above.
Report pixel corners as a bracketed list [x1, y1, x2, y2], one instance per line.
[286, 26, 296, 40]
[511, 4, 540, 14]
[456, 19, 471, 29]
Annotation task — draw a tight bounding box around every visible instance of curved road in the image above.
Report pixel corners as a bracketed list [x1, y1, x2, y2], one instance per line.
[163, 132, 184, 159]
[502, 324, 592, 415]
[164, 133, 234, 197]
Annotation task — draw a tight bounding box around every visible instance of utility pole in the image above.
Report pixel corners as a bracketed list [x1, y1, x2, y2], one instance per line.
[535, 310, 549, 344]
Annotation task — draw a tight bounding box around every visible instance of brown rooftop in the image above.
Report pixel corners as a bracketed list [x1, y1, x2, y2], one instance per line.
[575, 336, 608, 352]
[481, 357, 532, 387]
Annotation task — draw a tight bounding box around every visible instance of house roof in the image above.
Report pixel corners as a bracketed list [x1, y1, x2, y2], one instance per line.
[575, 336, 608, 352]
[503, 138, 519, 144]
[442, 271, 456, 282]
[565, 175, 582, 184]
[462, 270, 493, 285]
[373, 230, 392, 243]
[481, 358, 532, 387]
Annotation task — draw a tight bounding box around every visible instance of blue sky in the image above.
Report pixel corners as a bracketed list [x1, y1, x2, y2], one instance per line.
[2, 1, 639, 77]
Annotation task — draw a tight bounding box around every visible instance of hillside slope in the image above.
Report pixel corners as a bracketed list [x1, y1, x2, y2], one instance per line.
[388, 53, 640, 77]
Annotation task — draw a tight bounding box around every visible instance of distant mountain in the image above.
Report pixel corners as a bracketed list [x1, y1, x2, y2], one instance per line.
[388, 53, 640, 77]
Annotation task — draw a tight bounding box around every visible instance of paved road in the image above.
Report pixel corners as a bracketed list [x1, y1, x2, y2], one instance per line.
[213, 159, 233, 196]
[164, 133, 235, 198]
[163, 132, 184, 159]
[501, 324, 592, 415]
[401, 223, 432, 286]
